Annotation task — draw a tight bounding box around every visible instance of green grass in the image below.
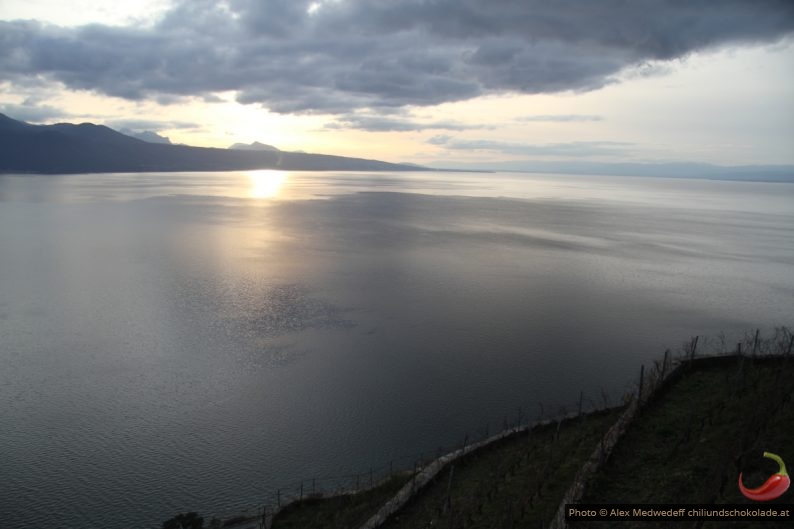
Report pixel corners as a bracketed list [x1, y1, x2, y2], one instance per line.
[380, 408, 623, 529]
[582, 356, 794, 529]
[271, 474, 411, 529]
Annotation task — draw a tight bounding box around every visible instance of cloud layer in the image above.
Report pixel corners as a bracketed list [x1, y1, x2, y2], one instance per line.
[427, 135, 633, 158]
[325, 114, 491, 132]
[2, 0, 793, 116]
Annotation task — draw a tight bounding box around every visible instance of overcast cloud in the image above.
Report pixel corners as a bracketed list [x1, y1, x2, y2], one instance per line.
[107, 119, 200, 132]
[517, 115, 604, 123]
[1, 0, 793, 117]
[326, 114, 491, 132]
[0, 101, 71, 122]
[427, 136, 634, 158]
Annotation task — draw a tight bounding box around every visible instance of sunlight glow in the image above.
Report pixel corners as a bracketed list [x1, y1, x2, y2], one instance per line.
[246, 170, 288, 199]
[307, 0, 341, 16]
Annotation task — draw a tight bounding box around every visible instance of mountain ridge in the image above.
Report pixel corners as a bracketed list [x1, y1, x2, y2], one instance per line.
[0, 114, 424, 174]
[229, 141, 279, 152]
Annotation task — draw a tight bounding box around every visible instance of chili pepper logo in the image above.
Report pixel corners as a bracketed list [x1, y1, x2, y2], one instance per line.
[738, 452, 790, 501]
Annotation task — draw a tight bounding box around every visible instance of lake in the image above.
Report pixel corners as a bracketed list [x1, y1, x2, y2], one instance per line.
[1, 170, 792, 528]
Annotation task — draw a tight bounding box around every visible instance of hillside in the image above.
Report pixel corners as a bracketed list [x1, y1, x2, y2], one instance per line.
[0, 114, 423, 174]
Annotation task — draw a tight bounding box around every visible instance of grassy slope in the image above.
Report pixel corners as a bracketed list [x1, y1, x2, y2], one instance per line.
[582, 357, 794, 529]
[271, 475, 410, 529]
[380, 409, 622, 529]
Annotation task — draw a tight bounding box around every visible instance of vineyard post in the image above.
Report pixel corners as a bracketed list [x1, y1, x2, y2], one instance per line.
[638, 364, 644, 403]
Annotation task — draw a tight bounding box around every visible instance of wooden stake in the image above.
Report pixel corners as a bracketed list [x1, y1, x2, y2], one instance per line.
[638, 364, 645, 403]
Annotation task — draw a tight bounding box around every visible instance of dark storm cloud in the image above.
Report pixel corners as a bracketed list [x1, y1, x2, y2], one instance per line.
[1, 0, 792, 114]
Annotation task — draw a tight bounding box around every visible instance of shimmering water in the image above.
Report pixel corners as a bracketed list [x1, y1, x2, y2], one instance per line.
[1, 171, 792, 528]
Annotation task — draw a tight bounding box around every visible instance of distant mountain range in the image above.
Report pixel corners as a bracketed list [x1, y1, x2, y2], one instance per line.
[228, 141, 280, 152]
[432, 159, 794, 183]
[0, 114, 423, 174]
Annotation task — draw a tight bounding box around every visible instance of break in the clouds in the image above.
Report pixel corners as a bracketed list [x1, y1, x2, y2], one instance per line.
[1, 0, 793, 116]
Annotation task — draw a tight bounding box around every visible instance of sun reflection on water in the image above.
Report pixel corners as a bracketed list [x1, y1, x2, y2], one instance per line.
[246, 170, 288, 199]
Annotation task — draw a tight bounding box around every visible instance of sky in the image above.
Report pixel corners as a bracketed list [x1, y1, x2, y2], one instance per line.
[1, 0, 793, 169]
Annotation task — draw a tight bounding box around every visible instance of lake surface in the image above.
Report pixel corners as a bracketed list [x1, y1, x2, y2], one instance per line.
[1, 170, 792, 528]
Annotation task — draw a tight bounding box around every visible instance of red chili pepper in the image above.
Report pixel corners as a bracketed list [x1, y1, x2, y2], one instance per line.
[739, 452, 790, 501]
